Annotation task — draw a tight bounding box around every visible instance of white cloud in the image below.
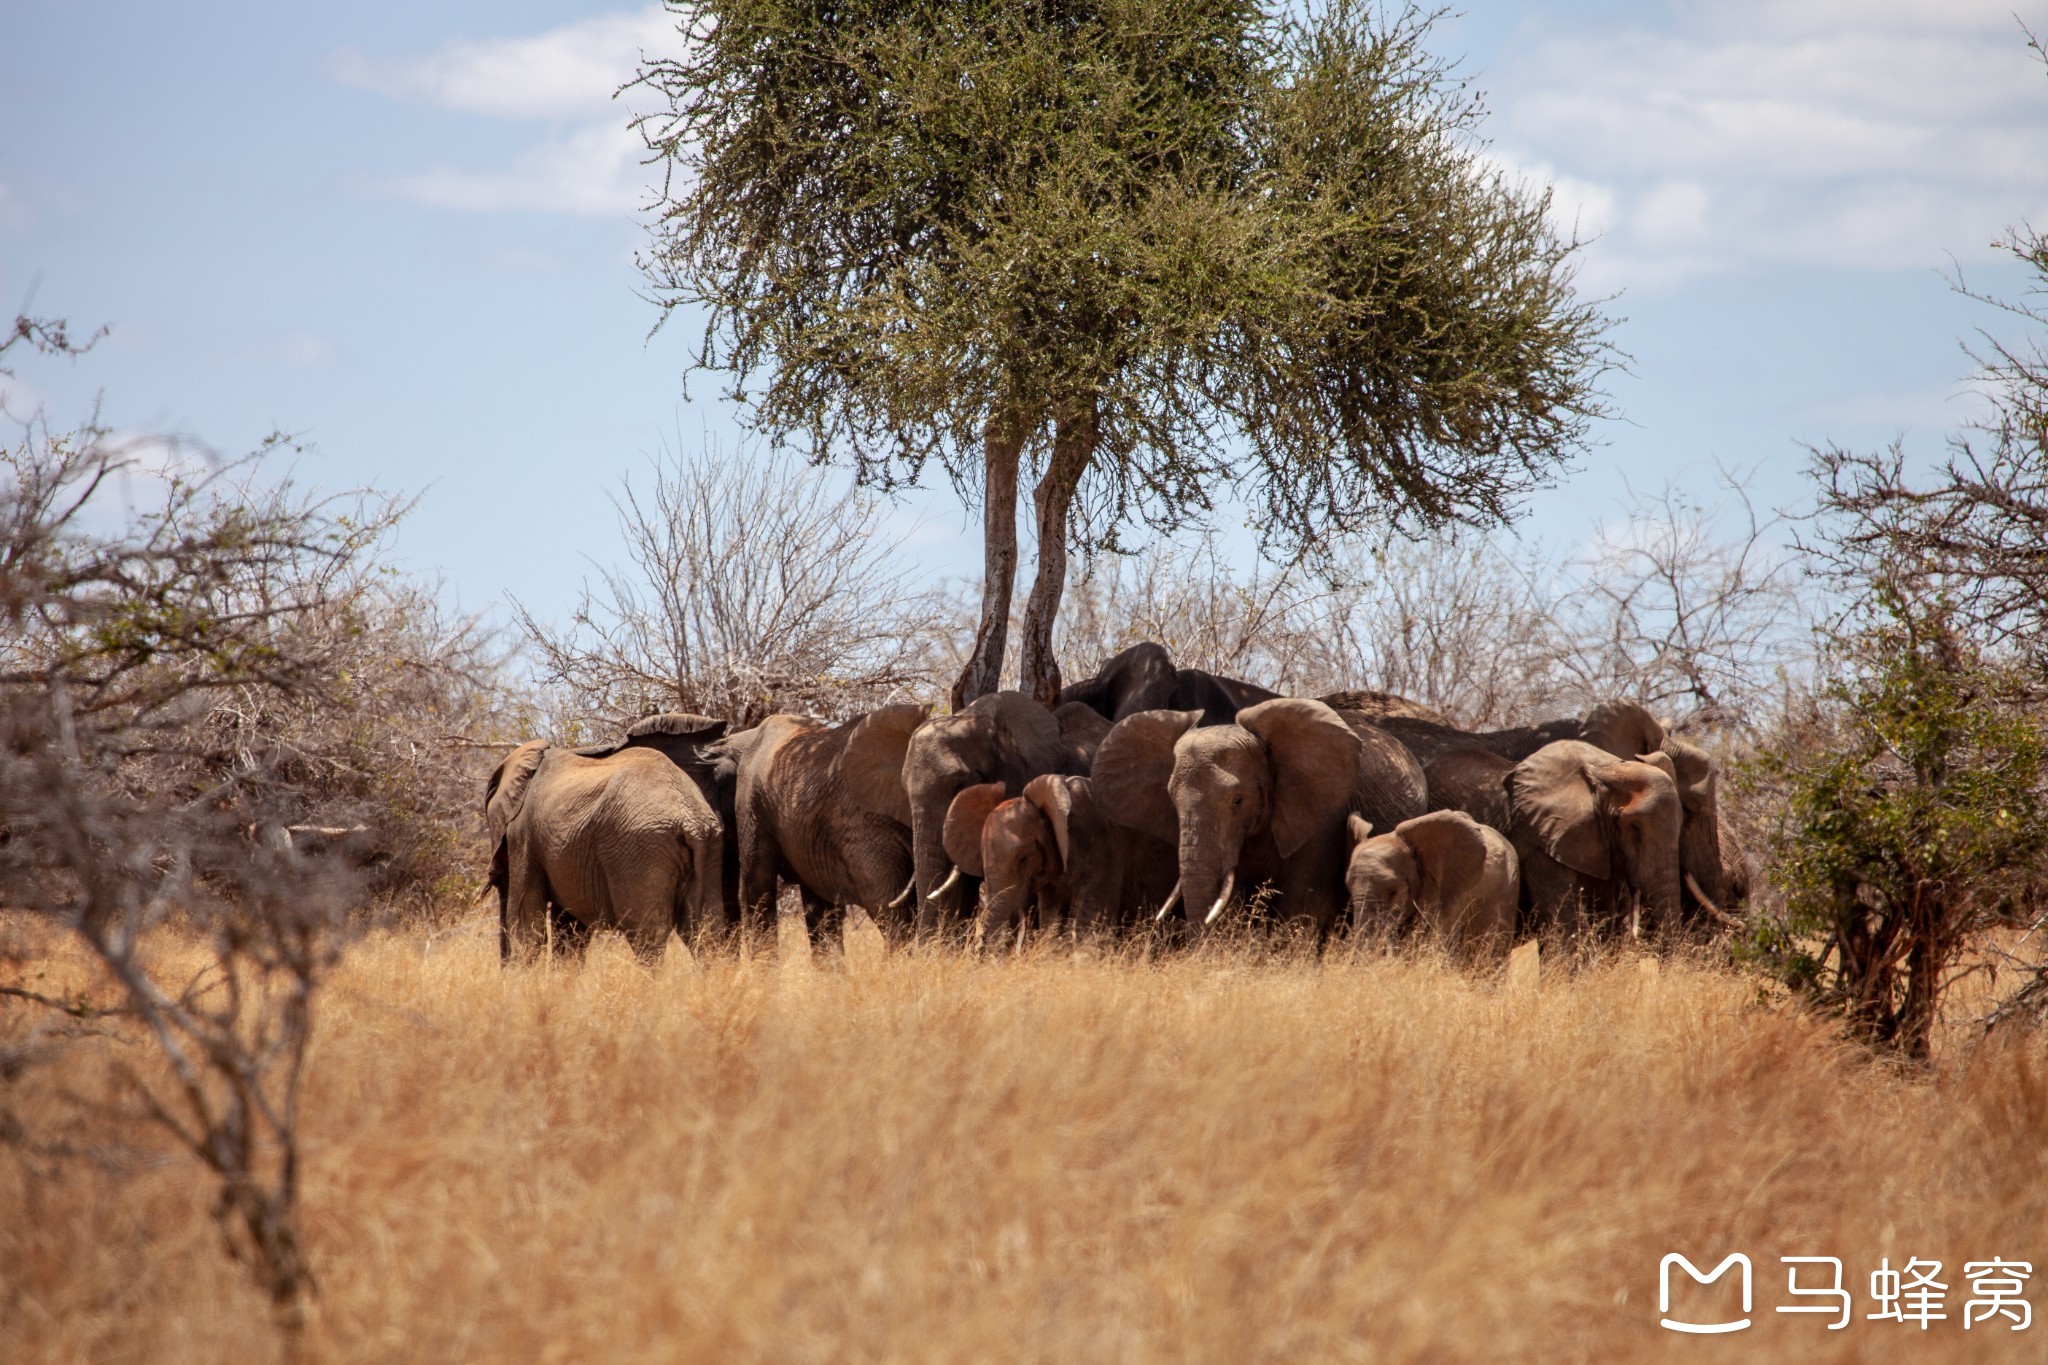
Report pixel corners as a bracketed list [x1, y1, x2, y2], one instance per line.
[1491, 1, 2048, 288]
[336, 7, 683, 216]
[384, 121, 652, 217]
[330, 8, 677, 120]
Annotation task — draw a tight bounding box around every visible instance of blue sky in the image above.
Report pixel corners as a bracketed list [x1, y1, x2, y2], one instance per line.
[3, 1, 2045, 626]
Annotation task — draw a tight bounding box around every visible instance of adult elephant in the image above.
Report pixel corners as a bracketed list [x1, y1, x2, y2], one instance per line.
[899, 691, 1073, 929]
[1395, 699, 1737, 926]
[575, 712, 738, 925]
[727, 703, 926, 940]
[1501, 740, 1684, 940]
[1093, 698, 1427, 937]
[484, 740, 724, 962]
[942, 774, 1175, 944]
[1345, 810, 1518, 955]
[1058, 641, 1278, 726]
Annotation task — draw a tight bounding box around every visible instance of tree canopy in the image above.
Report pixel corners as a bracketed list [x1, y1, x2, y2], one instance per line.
[635, 0, 1613, 705]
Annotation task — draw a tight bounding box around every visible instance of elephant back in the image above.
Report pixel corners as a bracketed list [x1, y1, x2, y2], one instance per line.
[485, 741, 550, 840]
[963, 690, 1068, 776]
[1058, 641, 1178, 721]
[1332, 711, 1429, 835]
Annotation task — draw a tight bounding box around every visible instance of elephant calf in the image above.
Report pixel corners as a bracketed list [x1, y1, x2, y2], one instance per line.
[942, 774, 1174, 944]
[1345, 810, 1518, 956]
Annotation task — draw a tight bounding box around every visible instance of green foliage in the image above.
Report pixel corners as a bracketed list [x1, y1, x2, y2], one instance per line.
[1750, 587, 2048, 1056]
[635, 0, 1611, 547]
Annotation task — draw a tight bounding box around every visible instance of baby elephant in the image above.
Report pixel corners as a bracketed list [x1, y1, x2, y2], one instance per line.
[1345, 809, 1519, 955]
[943, 773, 1167, 945]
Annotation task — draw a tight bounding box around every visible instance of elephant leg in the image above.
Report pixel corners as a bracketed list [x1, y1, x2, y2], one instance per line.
[503, 843, 552, 961]
[801, 887, 840, 943]
[737, 825, 781, 941]
[547, 903, 592, 960]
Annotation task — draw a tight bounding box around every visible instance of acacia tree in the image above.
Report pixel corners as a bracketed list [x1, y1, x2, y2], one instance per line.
[636, 0, 1610, 707]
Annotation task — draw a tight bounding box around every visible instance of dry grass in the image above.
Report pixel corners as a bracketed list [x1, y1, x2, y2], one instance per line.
[5, 916, 2047, 1363]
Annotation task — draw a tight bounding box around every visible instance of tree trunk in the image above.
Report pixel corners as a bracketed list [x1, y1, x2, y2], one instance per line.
[1018, 402, 1098, 709]
[951, 407, 1034, 710]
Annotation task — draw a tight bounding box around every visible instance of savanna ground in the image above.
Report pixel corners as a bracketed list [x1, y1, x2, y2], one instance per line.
[5, 913, 2046, 1364]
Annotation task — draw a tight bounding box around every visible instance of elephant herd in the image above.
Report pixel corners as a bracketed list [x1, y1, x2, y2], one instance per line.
[484, 641, 1747, 962]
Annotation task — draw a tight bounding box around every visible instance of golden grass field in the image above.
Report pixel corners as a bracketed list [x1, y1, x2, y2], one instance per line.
[5, 913, 2047, 1363]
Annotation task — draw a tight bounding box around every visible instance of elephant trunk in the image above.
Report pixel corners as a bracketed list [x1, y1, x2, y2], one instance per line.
[1203, 870, 1237, 926]
[1634, 847, 1685, 938]
[1177, 818, 1244, 938]
[912, 818, 958, 925]
[978, 882, 1029, 946]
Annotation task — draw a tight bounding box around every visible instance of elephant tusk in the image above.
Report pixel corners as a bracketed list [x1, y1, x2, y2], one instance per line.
[1154, 881, 1183, 923]
[926, 866, 964, 904]
[885, 878, 915, 911]
[1685, 871, 1743, 929]
[1203, 871, 1237, 927]
[1014, 918, 1028, 954]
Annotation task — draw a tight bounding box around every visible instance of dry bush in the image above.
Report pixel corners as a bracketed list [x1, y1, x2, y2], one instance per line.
[518, 440, 946, 732]
[0, 314, 523, 1326]
[6, 919, 2046, 1362]
[1049, 473, 1811, 733]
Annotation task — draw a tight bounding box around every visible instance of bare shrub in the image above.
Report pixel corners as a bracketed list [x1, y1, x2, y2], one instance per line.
[1553, 473, 1811, 734]
[519, 440, 945, 731]
[0, 400, 360, 1321]
[1049, 471, 1811, 733]
[0, 314, 520, 1326]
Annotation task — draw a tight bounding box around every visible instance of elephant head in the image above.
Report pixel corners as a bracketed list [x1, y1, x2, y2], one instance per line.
[901, 691, 1068, 921]
[1505, 739, 1683, 936]
[1093, 697, 1362, 932]
[1573, 701, 1733, 927]
[1346, 809, 1516, 951]
[1054, 701, 1113, 772]
[1058, 641, 1179, 721]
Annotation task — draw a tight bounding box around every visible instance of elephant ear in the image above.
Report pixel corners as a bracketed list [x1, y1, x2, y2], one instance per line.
[966, 690, 1067, 772]
[1506, 740, 1611, 880]
[1394, 809, 1492, 902]
[1054, 702, 1113, 773]
[1347, 812, 1374, 848]
[1658, 734, 1716, 809]
[1237, 697, 1364, 859]
[942, 782, 1007, 877]
[837, 703, 929, 824]
[1636, 750, 1677, 782]
[627, 712, 729, 742]
[1092, 708, 1201, 846]
[485, 741, 550, 840]
[1579, 699, 1664, 760]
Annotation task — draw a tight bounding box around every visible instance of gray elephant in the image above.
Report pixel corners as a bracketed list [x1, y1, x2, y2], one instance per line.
[1397, 699, 1738, 927]
[1058, 641, 1279, 726]
[1500, 740, 1684, 940]
[1092, 697, 1428, 937]
[574, 712, 740, 925]
[901, 691, 1075, 929]
[727, 703, 926, 941]
[1345, 810, 1518, 955]
[484, 739, 725, 962]
[942, 774, 1176, 944]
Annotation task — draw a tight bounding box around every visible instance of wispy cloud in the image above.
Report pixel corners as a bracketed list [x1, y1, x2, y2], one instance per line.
[334, 6, 681, 217]
[384, 123, 651, 217]
[330, 8, 673, 120]
[1489, 0, 2048, 290]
